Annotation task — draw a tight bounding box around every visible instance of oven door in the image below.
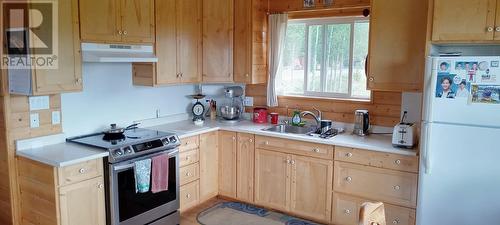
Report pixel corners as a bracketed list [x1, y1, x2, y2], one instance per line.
[109, 148, 179, 225]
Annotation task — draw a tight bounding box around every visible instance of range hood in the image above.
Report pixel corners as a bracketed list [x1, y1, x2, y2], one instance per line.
[81, 43, 158, 63]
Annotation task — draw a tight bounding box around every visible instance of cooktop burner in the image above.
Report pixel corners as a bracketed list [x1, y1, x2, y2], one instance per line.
[67, 128, 180, 163]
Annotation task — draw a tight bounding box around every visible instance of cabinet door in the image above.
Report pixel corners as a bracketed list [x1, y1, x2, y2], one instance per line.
[202, 0, 234, 82]
[155, 0, 179, 84]
[79, 0, 121, 42]
[432, 0, 496, 41]
[120, 0, 155, 43]
[233, 0, 252, 83]
[254, 149, 290, 211]
[290, 155, 333, 222]
[199, 131, 219, 202]
[177, 0, 202, 83]
[236, 133, 255, 202]
[218, 131, 237, 198]
[33, 0, 82, 95]
[367, 0, 427, 92]
[59, 176, 105, 225]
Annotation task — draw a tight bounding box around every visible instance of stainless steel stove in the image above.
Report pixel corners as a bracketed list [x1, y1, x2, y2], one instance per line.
[67, 128, 181, 225]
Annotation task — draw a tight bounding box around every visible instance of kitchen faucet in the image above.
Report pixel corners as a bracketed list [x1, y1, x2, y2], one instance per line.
[300, 107, 322, 127]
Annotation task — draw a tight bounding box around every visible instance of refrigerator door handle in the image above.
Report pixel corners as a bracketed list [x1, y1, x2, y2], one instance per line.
[421, 122, 432, 174]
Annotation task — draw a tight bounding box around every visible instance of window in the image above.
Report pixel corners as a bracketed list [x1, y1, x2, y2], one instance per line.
[277, 17, 371, 100]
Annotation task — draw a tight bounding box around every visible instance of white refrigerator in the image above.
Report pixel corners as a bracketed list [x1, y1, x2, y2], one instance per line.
[418, 56, 500, 225]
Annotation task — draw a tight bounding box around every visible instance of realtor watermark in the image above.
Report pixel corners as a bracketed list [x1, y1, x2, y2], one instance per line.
[1, 0, 58, 69]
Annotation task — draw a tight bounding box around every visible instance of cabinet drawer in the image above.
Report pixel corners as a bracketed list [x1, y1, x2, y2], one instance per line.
[332, 193, 416, 225]
[255, 136, 334, 159]
[335, 146, 419, 173]
[180, 163, 199, 186]
[180, 135, 199, 152]
[180, 180, 199, 211]
[58, 159, 103, 186]
[179, 149, 199, 167]
[334, 162, 418, 208]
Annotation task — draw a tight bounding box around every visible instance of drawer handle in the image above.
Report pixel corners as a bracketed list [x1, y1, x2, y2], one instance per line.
[98, 184, 104, 189]
[395, 159, 401, 165]
[186, 194, 191, 199]
[344, 209, 351, 214]
[185, 172, 192, 177]
[345, 152, 353, 158]
[345, 176, 352, 182]
[392, 218, 400, 224]
[313, 148, 320, 153]
[79, 168, 86, 174]
[393, 185, 401, 190]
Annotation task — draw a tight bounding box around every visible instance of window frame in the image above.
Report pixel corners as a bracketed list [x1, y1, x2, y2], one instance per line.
[280, 16, 370, 100]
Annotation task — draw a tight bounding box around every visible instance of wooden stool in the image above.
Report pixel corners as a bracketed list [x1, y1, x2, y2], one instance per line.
[359, 202, 386, 225]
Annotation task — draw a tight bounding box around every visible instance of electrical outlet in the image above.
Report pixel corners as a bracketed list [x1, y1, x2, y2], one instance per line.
[52, 111, 61, 124]
[30, 113, 40, 128]
[243, 97, 254, 107]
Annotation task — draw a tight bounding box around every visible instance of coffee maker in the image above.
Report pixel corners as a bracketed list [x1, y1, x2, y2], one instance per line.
[220, 86, 244, 122]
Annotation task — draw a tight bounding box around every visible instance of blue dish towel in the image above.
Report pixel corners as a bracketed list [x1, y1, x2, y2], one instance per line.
[134, 159, 152, 193]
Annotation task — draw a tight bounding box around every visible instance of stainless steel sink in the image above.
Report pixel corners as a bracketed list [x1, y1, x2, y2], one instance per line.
[263, 124, 317, 135]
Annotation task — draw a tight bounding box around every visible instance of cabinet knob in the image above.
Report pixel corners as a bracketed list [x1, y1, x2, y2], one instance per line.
[487, 27, 494, 32]
[395, 159, 401, 165]
[118, 30, 122, 35]
[186, 156, 191, 160]
[264, 141, 269, 145]
[290, 160, 295, 165]
[249, 139, 253, 143]
[345, 152, 353, 158]
[75, 78, 82, 84]
[496, 27, 500, 32]
[98, 184, 104, 189]
[313, 148, 320, 153]
[285, 159, 291, 164]
[123, 30, 128, 35]
[369, 76, 374, 82]
[79, 168, 86, 174]
[176, 73, 181, 78]
[232, 136, 236, 141]
[186, 194, 191, 199]
[344, 209, 351, 214]
[392, 219, 400, 224]
[245, 74, 249, 77]
[186, 172, 192, 177]
[393, 185, 401, 190]
[345, 176, 352, 182]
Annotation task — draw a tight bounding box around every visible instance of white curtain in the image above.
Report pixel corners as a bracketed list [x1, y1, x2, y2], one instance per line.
[267, 14, 288, 107]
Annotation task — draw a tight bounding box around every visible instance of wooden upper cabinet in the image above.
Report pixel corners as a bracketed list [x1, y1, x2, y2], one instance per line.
[367, 0, 427, 92]
[120, 0, 155, 43]
[33, 0, 82, 95]
[236, 133, 255, 203]
[79, 0, 121, 42]
[202, 0, 234, 83]
[289, 155, 333, 222]
[432, 0, 497, 42]
[218, 131, 237, 198]
[153, 0, 177, 85]
[496, 0, 500, 40]
[79, 0, 154, 44]
[254, 148, 290, 211]
[234, 0, 268, 84]
[177, 0, 202, 83]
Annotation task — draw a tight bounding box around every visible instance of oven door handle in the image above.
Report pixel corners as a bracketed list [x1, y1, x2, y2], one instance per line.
[112, 149, 179, 171]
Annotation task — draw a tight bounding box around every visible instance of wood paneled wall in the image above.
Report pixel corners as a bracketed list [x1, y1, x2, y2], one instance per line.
[245, 84, 402, 127]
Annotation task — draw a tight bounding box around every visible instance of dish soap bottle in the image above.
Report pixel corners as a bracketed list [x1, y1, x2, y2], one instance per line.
[291, 110, 301, 126]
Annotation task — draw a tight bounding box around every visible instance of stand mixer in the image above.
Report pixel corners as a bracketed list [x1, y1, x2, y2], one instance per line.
[220, 86, 244, 123]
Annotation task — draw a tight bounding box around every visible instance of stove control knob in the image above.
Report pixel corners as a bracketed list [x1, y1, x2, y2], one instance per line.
[161, 138, 169, 145]
[169, 136, 177, 143]
[113, 149, 124, 157]
[123, 146, 133, 154]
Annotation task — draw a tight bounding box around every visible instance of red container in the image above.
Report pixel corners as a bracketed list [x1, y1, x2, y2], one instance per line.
[270, 113, 279, 124]
[253, 107, 268, 123]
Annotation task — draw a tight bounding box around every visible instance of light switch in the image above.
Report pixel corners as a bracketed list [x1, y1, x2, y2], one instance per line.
[29, 96, 50, 111]
[51, 111, 61, 124]
[30, 113, 40, 128]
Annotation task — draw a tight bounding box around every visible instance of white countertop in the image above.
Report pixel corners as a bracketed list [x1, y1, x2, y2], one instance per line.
[16, 118, 418, 168]
[149, 119, 419, 156]
[16, 142, 109, 167]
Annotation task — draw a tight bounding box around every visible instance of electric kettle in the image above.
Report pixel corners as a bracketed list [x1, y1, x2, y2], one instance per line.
[353, 110, 370, 136]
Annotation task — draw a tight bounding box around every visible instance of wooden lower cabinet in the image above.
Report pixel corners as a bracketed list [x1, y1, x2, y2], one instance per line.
[200, 131, 219, 201]
[254, 149, 290, 211]
[17, 157, 105, 225]
[236, 133, 255, 202]
[290, 155, 333, 222]
[59, 176, 106, 225]
[218, 131, 237, 198]
[180, 180, 200, 211]
[332, 193, 416, 225]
